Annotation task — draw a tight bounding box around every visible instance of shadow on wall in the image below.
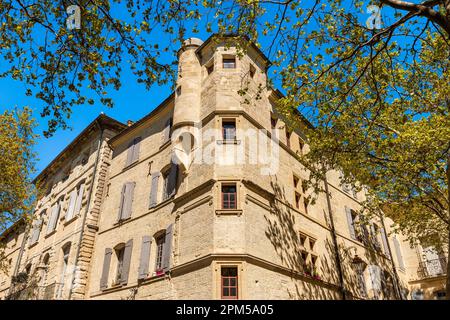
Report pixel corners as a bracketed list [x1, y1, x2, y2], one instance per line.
[264, 176, 407, 300]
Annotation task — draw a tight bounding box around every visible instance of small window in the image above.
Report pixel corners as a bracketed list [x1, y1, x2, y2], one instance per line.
[207, 63, 214, 75]
[176, 86, 181, 96]
[304, 199, 309, 215]
[222, 120, 236, 141]
[155, 234, 165, 272]
[270, 117, 277, 130]
[310, 239, 316, 251]
[223, 57, 236, 69]
[293, 176, 299, 189]
[221, 267, 238, 299]
[295, 192, 301, 210]
[286, 129, 291, 149]
[222, 184, 237, 209]
[299, 138, 304, 154]
[249, 65, 256, 78]
[299, 234, 307, 248]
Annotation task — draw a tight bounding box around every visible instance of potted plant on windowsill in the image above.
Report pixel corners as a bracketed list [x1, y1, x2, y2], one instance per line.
[155, 269, 165, 276]
[312, 268, 321, 280]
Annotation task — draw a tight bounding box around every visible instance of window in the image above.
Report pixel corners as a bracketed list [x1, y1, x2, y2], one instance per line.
[155, 234, 165, 272]
[221, 267, 238, 299]
[223, 57, 236, 69]
[222, 120, 236, 141]
[206, 62, 214, 75]
[271, 117, 277, 130]
[299, 138, 304, 155]
[115, 246, 125, 283]
[304, 199, 309, 215]
[222, 184, 237, 209]
[286, 129, 291, 148]
[125, 137, 142, 167]
[249, 64, 256, 78]
[295, 192, 301, 209]
[298, 232, 319, 276]
[176, 86, 181, 96]
[118, 182, 135, 221]
[293, 176, 299, 188]
[162, 163, 178, 201]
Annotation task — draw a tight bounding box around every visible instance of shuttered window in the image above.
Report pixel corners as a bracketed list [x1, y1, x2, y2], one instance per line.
[149, 172, 160, 208]
[162, 163, 178, 201]
[125, 137, 142, 167]
[138, 236, 152, 280]
[118, 182, 135, 221]
[393, 236, 405, 270]
[155, 234, 165, 272]
[100, 248, 112, 290]
[30, 213, 44, 245]
[221, 267, 238, 299]
[161, 118, 173, 145]
[66, 183, 85, 221]
[47, 200, 62, 234]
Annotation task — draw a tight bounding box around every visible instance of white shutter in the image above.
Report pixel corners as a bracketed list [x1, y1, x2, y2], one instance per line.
[65, 189, 78, 221]
[73, 184, 85, 216]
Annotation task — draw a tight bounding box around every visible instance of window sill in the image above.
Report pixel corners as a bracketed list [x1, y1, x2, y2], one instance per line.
[217, 140, 241, 145]
[216, 209, 243, 216]
[122, 160, 139, 172]
[63, 214, 79, 226]
[45, 230, 57, 238]
[113, 217, 131, 226]
[28, 241, 39, 249]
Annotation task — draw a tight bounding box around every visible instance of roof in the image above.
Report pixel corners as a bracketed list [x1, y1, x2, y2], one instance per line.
[0, 218, 26, 242]
[108, 92, 175, 146]
[33, 114, 126, 184]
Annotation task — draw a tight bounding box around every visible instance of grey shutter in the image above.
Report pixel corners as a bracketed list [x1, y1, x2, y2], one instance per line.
[122, 182, 135, 220]
[118, 184, 126, 221]
[73, 184, 85, 216]
[138, 236, 152, 280]
[167, 163, 178, 198]
[162, 224, 174, 272]
[393, 236, 405, 270]
[380, 227, 391, 258]
[100, 248, 113, 290]
[149, 172, 160, 208]
[370, 224, 377, 247]
[345, 207, 357, 240]
[132, 137, 141, 163]
[161, 119, 171, 144]
[125, 140, 134, 167]
[65, 189, 78, 221]
[46, 203, 60, 234]
[31, 219, 43, 244]
[120, 239, 133, 285]
[368, 265, 382, 292]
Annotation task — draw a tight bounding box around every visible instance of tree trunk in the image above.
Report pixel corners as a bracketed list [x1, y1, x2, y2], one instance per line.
[446, 154, 450, 300]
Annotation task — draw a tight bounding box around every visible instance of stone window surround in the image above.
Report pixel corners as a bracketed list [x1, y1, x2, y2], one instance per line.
[213, 261, 244, 300]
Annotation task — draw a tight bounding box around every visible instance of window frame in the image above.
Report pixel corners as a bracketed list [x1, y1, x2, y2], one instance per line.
[221, 267, 239, 300]
[221, 184, 237, 210]
[222, 56, 236, 69]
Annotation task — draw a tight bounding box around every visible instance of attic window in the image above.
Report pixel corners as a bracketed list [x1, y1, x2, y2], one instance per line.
[250, 64, 256, 78]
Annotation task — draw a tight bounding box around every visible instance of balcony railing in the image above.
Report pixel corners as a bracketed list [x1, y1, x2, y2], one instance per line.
[417, 258, 447, 279]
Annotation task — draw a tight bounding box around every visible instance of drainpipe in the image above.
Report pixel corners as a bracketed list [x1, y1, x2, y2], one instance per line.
[380, 215, 403, 300]
[323, 173, 347, 300]
[68, 120, 104, 300]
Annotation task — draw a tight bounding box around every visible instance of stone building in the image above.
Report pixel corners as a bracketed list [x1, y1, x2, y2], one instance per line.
[0, 35, 447, 300]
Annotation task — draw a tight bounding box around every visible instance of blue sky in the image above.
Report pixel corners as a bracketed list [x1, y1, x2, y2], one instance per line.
[0, 1, 406, 179]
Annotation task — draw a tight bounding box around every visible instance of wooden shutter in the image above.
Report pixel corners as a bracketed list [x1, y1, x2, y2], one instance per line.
[162, 224, 174, 272]
[368, 265, 382, 292]
[65, 189, 78, 221]
[100, 248, 113, 290]
[46, 203, 60, 234]
[138, 236, 152, 280]
[31, 218, 43, 244]
[73, 184, 85, 216]
[393, 236, 405, 270]
[117, 184, 127, 221]
[149, 172, 160, 208]
[380, 227, 391, 258]
[161, 119, 171, 144]
[125, 140, 135, 167]
[345, 207, 357, 240]
[122, 182, 135, 220]
[167, 163, 178, 198]
[120, 239, 133, 285]
[132, 137, 141, 163]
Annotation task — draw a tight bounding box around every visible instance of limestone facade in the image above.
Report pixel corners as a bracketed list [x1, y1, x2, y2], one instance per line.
[0, 35, 446, 300]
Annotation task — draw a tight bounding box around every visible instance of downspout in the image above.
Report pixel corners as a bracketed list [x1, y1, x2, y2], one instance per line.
[68, 120, 104, 300]
[323, 173, 347, 300]
[379, 215, 403, 300]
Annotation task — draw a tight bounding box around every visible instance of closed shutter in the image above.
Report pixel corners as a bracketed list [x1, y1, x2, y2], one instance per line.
[120, 239, 133, 285]
[380, 227, 391, 258]
[167, 163, 178, 198]
[73, 184, 85, 216]
[132, 137, 141, 163]
[138, 236, 152, 280]
[65, 189, 78, 221]
[393, 236, 405, 270]
[46, 203, 60, 234]
[162, 224, 174, 272]
[149, 172, 160, 208]
[161, 119, 171, 144]
[122, 182, 135, 220]
[100, 248, 113, 290]
[368, 265, 382, 292]
[30, 218, 43, 244]
[125, 140, 135, 167]
[118, 184, 127, 220]
[345, 206, 357, 240]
